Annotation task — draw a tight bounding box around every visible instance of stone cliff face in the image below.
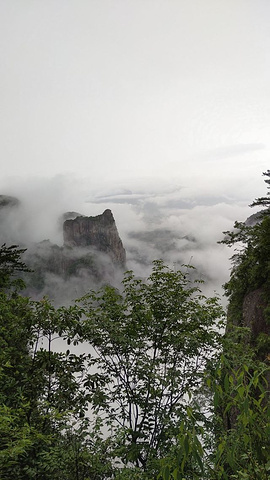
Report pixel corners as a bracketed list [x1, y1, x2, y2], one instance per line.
[242, 286, 270, 396]
[242, 287, 270, 346]
[224, 285, 270, 431]
[63, 209, 126, 267]
[20, 209, 126, 302]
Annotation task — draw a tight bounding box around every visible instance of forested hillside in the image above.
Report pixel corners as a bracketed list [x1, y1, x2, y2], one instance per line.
[0, 173, 269, 479]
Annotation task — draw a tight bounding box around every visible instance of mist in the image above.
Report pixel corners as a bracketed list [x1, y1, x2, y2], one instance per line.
[0, 170, 264, 305]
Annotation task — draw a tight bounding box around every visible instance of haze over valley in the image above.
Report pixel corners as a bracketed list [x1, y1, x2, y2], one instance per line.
[0, 172, 263, 304]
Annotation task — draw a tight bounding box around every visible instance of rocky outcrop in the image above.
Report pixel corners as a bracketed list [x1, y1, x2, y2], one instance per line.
[20, 209, 126, 303]
[63, 209, 126, 267]
[242, 286, 270, 393]
[222, 286, 270, 433]
[243, 286, 270, 406]
[245, 211, 263, 226]
[242, 287, 270, 343]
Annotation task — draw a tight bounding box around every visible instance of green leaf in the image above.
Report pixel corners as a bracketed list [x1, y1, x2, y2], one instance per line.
[163, 465, 170, 480]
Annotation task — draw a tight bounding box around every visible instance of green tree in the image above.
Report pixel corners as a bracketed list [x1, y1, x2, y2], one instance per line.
[158, 346, 270, 480]
[250, 169, 270, 210]
[0, 244, 112, 479]
[212, 171, 270, 479]
[77, 260, 224, 476]
[0, 244, 37, 478]
[0, 243, 29, 290]
[0, 291, 117, 479]
[209, 347, 270, 480]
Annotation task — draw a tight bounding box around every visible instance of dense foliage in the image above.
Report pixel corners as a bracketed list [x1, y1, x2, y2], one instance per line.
[221, 170, 270, 328]
[213, 171, 270, 479]
[0, 246, 225, 479]
[0, 244, 114, 479]
[76, 261, 224, 476]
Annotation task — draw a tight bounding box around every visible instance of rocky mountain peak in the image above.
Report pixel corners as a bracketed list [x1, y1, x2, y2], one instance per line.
[63, 209, 126, 267]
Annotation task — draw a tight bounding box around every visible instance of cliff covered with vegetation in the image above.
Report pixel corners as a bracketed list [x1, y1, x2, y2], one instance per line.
[222, 171, 270, 379]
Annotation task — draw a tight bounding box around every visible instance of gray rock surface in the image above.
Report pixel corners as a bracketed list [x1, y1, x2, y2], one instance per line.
[63, 209, 126, 267]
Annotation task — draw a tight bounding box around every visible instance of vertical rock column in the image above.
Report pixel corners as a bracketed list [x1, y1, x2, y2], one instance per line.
[63, 209, 126, 267]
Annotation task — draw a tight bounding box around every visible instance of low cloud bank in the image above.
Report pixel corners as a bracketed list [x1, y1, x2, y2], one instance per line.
[0, 172, 263, 304]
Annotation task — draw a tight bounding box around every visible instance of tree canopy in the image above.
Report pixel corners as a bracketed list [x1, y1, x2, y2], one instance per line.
[76, 260, 224, 474]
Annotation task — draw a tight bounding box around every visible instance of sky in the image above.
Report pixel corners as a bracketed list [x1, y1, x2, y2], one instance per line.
[0, 0, 270, 297]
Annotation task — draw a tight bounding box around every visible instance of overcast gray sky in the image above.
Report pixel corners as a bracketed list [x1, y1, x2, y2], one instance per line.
[0, 0, 270, 294]
[0, 0, 269, 189]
